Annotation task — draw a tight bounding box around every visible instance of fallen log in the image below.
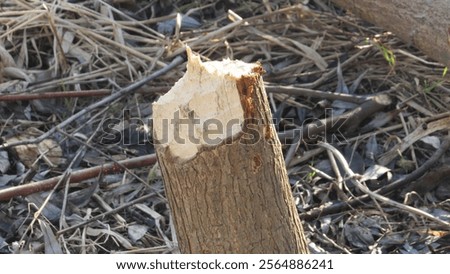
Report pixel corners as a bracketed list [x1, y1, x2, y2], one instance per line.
[152, 48, 309, 253]
[332, 0, 450, 67]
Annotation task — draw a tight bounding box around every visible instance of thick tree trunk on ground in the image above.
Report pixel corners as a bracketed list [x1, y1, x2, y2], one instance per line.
[152, 48, 309, 253]
[332, 0, 450, 67]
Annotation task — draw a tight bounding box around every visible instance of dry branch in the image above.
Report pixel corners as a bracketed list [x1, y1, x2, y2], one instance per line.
[0, 154, 157, 201]
[378, 115, 450, 166]
[301, 135, 450, 221]
[0, 90, 110, 102]
[318, 142, 450, 227]
[278, 94, 392, 143]
[266, 84, 374, 104]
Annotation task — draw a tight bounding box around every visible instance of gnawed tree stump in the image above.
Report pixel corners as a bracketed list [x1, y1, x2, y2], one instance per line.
[152, 48, 309, 253]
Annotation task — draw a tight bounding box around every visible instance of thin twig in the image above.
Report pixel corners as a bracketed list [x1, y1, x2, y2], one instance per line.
[265, 84, 373, 104]
[0, 90, 111, 101]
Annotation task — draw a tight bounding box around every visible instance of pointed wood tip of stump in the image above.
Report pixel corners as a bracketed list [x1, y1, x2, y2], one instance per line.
[153, 47, 263, 161]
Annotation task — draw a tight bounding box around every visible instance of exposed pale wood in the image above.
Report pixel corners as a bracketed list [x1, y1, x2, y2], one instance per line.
[153, 48, 309, 253]
[332, 0, 450, 67]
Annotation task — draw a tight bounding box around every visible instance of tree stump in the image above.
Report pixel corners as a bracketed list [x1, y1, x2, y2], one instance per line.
[152, 47, 309, 253]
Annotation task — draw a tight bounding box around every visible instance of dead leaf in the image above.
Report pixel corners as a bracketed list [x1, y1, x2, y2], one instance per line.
[86, 227, 133, 250]
[420, 136, 441, 149]
[0, 150, 10, 174]
[0, 45, 17, 67]
[38, 219, 63, 254]
[365, 135, 380, 161]
[360, 165, 391, 182]
[128, 224, 148, 243]
[2, 67, 33, 82]
[344, 222, 375, 249]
